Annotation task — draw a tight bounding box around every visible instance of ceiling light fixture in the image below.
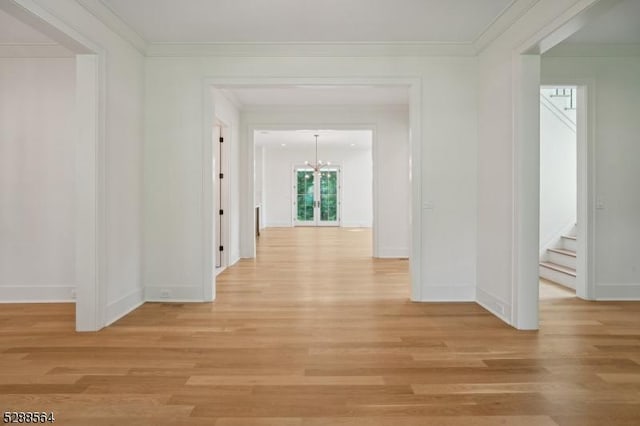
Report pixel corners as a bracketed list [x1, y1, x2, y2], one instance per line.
[305, 134, 330, 173]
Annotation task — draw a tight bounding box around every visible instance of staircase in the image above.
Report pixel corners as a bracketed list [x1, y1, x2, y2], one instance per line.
[539, 229, 576, 289]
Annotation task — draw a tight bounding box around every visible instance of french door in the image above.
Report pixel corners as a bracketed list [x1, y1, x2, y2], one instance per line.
[293, 167, 340, 227]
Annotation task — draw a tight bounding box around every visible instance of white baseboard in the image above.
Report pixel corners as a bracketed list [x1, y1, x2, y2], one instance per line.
[264, 222, 292, 228]
[418, 284, 475, 302]
[0, 285, 75, 303]
[376, 247, 409, 258]
[105, 287, 144, 326]
[341, 222, 372, 228]
[595, 283, 640, 300]
[228, 255, 240, 267]
[144, 285, 206, 302]
[475, 287, 512, 325]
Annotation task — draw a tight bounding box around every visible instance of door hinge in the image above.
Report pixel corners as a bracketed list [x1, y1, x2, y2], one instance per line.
[219, 245, 224, 252]
[219, 209, 224, 215]
[219, 173, 224, 179]
[219, 137, 224, 143]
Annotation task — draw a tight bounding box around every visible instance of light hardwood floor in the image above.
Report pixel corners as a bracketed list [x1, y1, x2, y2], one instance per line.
[1, 227, 639, 425]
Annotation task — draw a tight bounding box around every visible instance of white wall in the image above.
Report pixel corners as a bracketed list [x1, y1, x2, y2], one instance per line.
[23, 0, 146, 326]
[261, 142, 373, 228]
[540, 91, 577, 255]
[144, 57, 477, 302]
[542, 55, 640, 298]
[244, 106, 407, 257]
[254, 145, 264, 226]
[0, 57, 75, 301]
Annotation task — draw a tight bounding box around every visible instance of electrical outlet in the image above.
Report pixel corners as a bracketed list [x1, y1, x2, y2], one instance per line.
[160, 290, 170, 299]
[70, 289, 76, 300]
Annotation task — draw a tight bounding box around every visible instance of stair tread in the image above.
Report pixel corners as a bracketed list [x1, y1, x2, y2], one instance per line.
[547, 247, 576, 257]
[540, 261, 576, 277]
[561, 235, 577, 240]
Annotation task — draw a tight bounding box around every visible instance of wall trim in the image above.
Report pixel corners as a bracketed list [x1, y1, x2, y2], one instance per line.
[264, 222, 293, 228]
[473, 0, 539, 54]
[145, 286, 204, 302]
[75, 0, 147, 54]
[420, 285, 475, 302]
[0, 285, 75, 303]
[341, 224, 373, 228]
[147, 42, 476, 58]
[228, 256, 241, 268]
[476, 287, 512, 325]
[242, 104, 410, 114]
[545, 43, 640, 57]
[595, 284, 640, 301]
[376, 247, 409, 259]
[105, 287, 144, 326]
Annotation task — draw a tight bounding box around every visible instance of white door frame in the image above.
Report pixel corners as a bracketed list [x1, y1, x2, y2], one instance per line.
[511, 0, 617, 329]
[204, 77, 422, 302]
[213, 120, 231, 273]
[292, 165, 342, 227]
[539, 81, 596, 301]
[0, 0, 107, 331]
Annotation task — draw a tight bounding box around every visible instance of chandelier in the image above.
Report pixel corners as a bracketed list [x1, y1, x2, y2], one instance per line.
[304, 134, 330, 173]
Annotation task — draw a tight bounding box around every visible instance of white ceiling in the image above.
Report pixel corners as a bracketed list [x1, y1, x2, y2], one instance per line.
[562, 0, 640, 44]
[219, 85, 409, 107]
[101, 0, 514, 43]
[255, 129, 372, 149]
[0, 9, 54, 43]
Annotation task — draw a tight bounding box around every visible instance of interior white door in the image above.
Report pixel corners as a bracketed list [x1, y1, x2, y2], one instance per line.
[214, 125, 223, 268]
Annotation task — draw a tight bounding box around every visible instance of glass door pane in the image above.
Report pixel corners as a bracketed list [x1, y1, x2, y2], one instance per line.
[319, 169, 339, 226]
[295, 169, 315, 224]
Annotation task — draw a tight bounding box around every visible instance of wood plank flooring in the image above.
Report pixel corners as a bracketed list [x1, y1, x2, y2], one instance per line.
[1, 227, 640, 425]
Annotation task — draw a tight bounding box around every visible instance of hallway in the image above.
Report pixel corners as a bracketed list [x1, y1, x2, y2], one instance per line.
[1, 228, 639, 425]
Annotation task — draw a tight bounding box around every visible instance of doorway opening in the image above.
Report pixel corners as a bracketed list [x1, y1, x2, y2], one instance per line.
[0, 5, 104, 331]
[254, 128, 374, 257]
[205, 79, 420, 302]
[539, 86, 578, 300]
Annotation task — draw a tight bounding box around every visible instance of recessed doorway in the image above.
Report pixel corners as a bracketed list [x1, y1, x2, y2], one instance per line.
[206, 79, 419, 301]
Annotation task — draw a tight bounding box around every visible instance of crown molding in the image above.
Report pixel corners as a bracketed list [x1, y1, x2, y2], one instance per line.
[145, 42, 477, 57]
[473, 0, 540, 53]
[75, 0, 541, 58]
[0, 43, 74, 57]
[76, 0, 147, 53]
[241, 104, 410, 113]
[215, 88, 243, 110]
[544, 42, 640, 57]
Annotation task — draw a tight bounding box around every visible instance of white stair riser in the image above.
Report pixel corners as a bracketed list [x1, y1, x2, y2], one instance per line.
[548, 251, 577, 269]
[562, 237, 577, 251]
[539, 266, 576, 290]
